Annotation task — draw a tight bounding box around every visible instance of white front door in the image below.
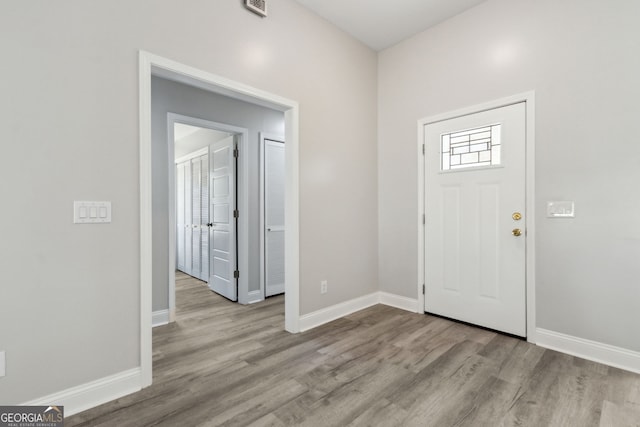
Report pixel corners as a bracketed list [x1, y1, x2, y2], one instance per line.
[209, 135, 237, 301]
[424, 102, 526, 337]
[264, 139, 285, 297]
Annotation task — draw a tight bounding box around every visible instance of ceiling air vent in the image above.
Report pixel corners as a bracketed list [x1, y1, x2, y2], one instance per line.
[245, 0, 267, 17]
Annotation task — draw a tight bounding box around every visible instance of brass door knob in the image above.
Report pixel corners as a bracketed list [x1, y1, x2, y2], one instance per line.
[512, 212, 522, 221]
[512, 228, 522, 237]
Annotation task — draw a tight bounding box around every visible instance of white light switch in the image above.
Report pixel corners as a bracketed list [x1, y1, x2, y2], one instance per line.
[0, 351, 5, 377]
[74, 201, 111, 224]
[547, 201, 575, 218]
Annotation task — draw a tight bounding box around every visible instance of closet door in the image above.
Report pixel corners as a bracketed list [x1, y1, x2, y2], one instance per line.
[191, 157, 202, 280]
[195, 154, 209, 282]
[184, 160, 193, 276]
[176, 162, 186, 272]
[264, 139, 285, 297]
[199, 154, 210, 282]
[176, 153, 210, 282]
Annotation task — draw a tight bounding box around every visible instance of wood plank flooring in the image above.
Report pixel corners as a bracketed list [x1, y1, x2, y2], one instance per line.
[67, 272, 640, 426]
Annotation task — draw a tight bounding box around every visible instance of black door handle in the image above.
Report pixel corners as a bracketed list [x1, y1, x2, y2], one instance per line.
[207, 223, 213, 227]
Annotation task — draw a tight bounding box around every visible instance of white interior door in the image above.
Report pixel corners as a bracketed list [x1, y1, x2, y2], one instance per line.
[424, 102, 526, 337]
[209, 135, 237, 301]
[264, 139, 285, 297]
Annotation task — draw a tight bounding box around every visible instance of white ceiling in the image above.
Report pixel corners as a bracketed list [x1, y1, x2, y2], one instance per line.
[174, 123, 201, 141]
[293, 0, 488, 51]
[174, 123, 231, 159]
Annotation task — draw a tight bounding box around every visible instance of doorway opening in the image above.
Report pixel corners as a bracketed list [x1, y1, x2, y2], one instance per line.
[139, 51, 300, 388]
[169, 115, 249, 315]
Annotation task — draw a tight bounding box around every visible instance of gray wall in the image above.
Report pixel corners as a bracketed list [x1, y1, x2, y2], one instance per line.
[152, 76, 285, 311]
[378, 0, 640, 351]
[2, 0, 637, 410]
[0, 0, 378, 404]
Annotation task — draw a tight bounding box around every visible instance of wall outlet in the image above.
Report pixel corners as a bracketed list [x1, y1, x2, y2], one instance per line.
[0, 351, 5, 377]
[320, 280, 328, 294]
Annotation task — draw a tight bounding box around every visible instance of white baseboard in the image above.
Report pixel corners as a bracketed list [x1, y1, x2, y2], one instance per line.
[152, 309, 170, 327]
[299, 292, 379, 332]
[23, 368, 142, 417]
[299, 291, 420, 332]
[247, 290, 264, 304]
[379, 292, 420, 313]
[536, 328, 640, 374]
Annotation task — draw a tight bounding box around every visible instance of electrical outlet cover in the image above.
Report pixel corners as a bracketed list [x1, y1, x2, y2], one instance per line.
[547, 201, 575, 218]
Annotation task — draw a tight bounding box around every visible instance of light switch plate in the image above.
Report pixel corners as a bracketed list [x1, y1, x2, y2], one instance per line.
[547, 201, 575, 218]
[74, 201, 112, 223]
[0, 351, 5, 377]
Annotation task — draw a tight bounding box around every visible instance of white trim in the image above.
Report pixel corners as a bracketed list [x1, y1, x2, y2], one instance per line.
[139, 51, 301, 392]
[152, 309, 170, 327]
[247, 290, 264, 304]
[299, 292, 422, 332]
[299, 293, 380, 332]
[417, 121, 426, 315]
[379, 292, 421, 313]
[236, 133, 250, 305]
[139, 52, 153, 388]
[259, 135, 265, 300]
[284, 106, 300, 334]
[24, 368, 141, 417]
[417, 91, 537, 343]
[524, 95, 537, 342]
[260, 133, 285, 300]
[174, 147, 208, 164]
[537, 328, 640, 375]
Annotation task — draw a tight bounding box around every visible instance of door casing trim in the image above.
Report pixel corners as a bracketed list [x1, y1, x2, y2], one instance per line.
[140, 50, 301, 388]
[417, 91, 536, 342]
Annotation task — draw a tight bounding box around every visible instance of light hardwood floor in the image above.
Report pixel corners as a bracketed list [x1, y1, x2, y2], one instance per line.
[67, 272, 640, 426]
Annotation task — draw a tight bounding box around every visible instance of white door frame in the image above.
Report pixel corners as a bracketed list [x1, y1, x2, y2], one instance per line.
[417, 91, 536, 342]
[139, 51, 300, 388]
[168, 113, 250, 318]
[259, 133, 285, 298]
